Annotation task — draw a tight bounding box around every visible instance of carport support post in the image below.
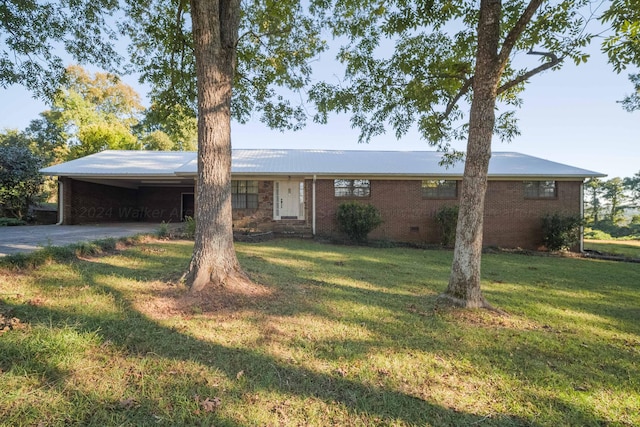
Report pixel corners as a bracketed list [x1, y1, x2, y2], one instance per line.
[56, 179, 64, 225]
[194, 178, 198, 219]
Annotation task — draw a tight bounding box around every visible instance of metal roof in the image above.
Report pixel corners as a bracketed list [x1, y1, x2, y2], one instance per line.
[41, 149, 605, 179]
[40, 150, 194, 176]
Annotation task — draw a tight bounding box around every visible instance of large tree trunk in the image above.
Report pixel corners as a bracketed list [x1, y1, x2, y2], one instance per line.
[186, 0, 248, 292]
[440, 0, 503, 308]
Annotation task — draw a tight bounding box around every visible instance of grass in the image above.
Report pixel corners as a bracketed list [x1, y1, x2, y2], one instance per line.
[584, 239, 640, 259]
[1, 239, 639, 426]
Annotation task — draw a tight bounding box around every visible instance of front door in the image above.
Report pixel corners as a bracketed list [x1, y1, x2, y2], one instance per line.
[274, 181, 304, 220]
[181, 193, 194, 220]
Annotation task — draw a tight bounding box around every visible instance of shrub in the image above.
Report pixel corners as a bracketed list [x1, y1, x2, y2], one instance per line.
[435, 205, 459, 247]
[0, 217, 26, 226]
[584, 228, 613, 240]
[541, 213, 583, 251]
[156, 221, 170, 238]
[336, 202, 383, 243]
[184, 216, 196, 239]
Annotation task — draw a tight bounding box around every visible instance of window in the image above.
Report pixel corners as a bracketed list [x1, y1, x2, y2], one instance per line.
[524, 181, 557, 198]
[232, 180, 259, 209]
[422, 180, 458, 199]
[334, 179, 371, 197]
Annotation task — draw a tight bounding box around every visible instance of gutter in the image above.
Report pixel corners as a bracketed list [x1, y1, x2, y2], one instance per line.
[56, 180, 64, 225]
[312, 175, 316, 236]
[580, 181, 585, 252]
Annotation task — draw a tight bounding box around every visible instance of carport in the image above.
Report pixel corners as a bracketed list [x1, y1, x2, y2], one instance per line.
[40, 151, 196, 225]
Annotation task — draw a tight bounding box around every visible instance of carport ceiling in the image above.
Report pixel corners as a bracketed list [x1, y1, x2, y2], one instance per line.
[75, 177, 195, 189]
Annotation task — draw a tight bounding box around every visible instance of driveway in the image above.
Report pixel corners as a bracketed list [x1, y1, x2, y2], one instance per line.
[0, 223, 161, 257]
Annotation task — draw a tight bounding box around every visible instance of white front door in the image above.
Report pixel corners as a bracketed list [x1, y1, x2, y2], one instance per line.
[274, 181, 304, 220]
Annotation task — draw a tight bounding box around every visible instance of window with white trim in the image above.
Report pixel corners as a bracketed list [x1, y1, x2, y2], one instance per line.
[232, 180, 259, 209]
[421, 180, 458, 199]
[524, 181, 557, 199]
[334, 179, 371, 197]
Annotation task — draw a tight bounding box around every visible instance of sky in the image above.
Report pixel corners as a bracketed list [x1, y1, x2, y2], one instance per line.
[0, 39, 638, 180]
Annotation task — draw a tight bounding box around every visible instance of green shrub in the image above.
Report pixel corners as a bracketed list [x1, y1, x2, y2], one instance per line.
[435, 205, 459, 247]
[584, 228, 613, 240]
[541, 213, 583, 251]
[336, 202, 383, 243]
[184, 216, 196, 239]
[156, 221, 170, 238]
[0, 217, 26, 226]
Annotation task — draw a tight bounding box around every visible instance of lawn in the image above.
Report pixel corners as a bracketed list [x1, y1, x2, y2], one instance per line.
[584, 239, 640, 259]
[1, 239, 639, 426]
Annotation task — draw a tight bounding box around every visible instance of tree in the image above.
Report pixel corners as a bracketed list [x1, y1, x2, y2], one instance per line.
[25, 111, 69, 165]
[623, 171, 640, 210]
[0, 142, 44, 219]
[45, 65, 144, 159]
[620, 74, 640, 112]
[310, 0, 592, 308]
[137, 104, 198, 151]
[1, 0, 121, 97]
[3, 0, 326, 292]
[602, 177, 627, 223]
[141, 130, 175, 151]
[123, 0, 327, 291]
[602, 0, 640, 109]
[584, 178, 604, 223]
[53, 65, 144, 158]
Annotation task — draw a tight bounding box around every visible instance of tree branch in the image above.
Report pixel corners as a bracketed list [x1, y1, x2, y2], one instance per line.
[442, 77, 474, 119]
[497, 50, 562, 95]
[497, 0, 545, 70]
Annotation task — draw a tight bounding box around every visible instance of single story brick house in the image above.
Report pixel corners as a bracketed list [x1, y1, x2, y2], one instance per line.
[41, 149, 604, 250]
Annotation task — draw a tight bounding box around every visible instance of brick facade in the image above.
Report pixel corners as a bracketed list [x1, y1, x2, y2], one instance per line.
[313, 179, 582, 250]
[61, 177, 582, 250]
[61, 178, 193, 224]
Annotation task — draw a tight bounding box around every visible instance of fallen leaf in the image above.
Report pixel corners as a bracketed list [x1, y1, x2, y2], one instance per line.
[236, 370, 244, 379]
[200, 397, 221, 412]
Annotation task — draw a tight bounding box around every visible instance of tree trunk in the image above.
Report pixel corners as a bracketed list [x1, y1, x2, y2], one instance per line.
[186, 0, 248, 292]
[440, 0, 503, 308]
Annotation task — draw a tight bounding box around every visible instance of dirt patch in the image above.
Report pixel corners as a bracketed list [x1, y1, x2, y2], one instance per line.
[435, 304, 539, 330]
[135, 275, 274, 320]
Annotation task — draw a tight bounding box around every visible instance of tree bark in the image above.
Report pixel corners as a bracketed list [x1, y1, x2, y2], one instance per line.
[186, 0, 248, 292]
[440, 0, 503, 308]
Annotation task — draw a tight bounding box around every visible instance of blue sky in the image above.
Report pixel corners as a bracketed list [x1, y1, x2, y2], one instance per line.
[1, 41, 638, 180]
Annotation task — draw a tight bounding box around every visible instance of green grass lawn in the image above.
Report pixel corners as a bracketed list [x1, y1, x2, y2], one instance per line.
[584, 239, 640, 259]
[1, 239, 639, 426]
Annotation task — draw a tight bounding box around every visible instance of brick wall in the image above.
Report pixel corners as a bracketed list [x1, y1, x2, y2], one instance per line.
[314, 179, 582, 250]
[61, 178, 139, 224]
[61, 176, 582, 249]
[61, 178, 192, 224]
[137, 187, 194, 222]
[232, 181, 274, 229]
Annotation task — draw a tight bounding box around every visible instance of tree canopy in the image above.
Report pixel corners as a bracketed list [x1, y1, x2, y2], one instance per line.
[0, 0, 121, 97]
[602, 0, 640, 111]
[121, 0, 327, 132]
[47, 66, 144, 159]
[0, 137, 44, 219]
[309, 0, 593, 159]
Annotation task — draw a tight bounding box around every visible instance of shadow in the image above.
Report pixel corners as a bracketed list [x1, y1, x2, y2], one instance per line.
[2, 238, 633, 425]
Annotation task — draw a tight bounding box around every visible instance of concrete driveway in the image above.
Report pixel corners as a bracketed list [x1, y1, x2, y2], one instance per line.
[0, 223, 161, 256]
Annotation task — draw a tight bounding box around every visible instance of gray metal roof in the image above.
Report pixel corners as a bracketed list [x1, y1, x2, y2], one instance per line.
[40, 151, 194, 176]
[41, 149, 605, 179]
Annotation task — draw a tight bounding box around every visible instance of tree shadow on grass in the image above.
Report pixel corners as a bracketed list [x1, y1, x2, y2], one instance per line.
[1, 259, 540, 427]
[2, 240, 632, 425]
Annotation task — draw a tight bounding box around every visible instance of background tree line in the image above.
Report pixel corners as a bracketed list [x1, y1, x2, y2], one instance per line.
[585, 172, 640, 239]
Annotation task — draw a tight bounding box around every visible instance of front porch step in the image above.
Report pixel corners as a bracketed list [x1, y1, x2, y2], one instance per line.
[272, 220, 313, 238]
